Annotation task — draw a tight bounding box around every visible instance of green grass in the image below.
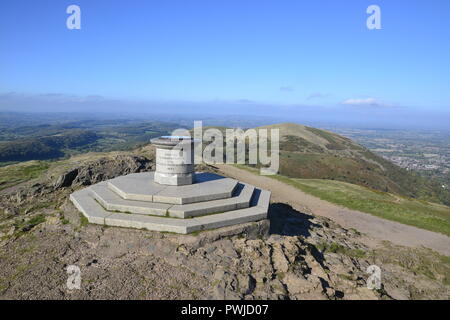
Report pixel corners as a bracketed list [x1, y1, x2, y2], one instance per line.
[0, 161, 49, 191]
[19, 201, 55, 215]
[79, 214, 89, 227]
[371, 242, 450, 285]
[237, 165, 450, 237]
[58, 210, 70, 225]
[13, 214, 46, 236]
[316, 241, 366, 258]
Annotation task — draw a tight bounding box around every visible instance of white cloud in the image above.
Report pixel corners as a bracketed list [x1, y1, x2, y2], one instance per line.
[342, 98, 388, 107]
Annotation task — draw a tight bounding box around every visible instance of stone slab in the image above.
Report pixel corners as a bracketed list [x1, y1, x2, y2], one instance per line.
[237, 183, 256, 209]
[69, 187, 270, 234]
[90, 181, 255, 219]
[168, 183, 254, 218]
[104, 212, 189, 233]
[109, 172, 238, 205]
[69, 171, 271, 234]
[154, 173, 238, 204]
[90, 182, 171, 216]
[185, 206, 269, 233]
[71, 186, 188, 233]
[70, 189, 112, 224]
[256, 189, 271, 209]
[71, 188, 268, 234]
[154, 172, 194, 186]
[107, 172, 165, 201]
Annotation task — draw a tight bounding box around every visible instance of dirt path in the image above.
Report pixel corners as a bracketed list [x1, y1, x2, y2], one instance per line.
[217, 165, 450, 256]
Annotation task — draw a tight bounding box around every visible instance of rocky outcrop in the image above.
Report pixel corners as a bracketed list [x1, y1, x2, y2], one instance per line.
[1, 201, 382, 299]
[142, 204, 381, 300]
[0, 155, 153, 212]
[54, 155, 153, 189]
[54, 169, 79, 188]
[0, 156, 448, 300]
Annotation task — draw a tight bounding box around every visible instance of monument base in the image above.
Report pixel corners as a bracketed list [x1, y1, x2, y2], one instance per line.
[154, 172, 195, 186]
[69, 171, 271, 234]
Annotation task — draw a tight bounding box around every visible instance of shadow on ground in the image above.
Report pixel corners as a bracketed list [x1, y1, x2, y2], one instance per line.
[267, 203, 329, 274]
[268, 203, 322, 237]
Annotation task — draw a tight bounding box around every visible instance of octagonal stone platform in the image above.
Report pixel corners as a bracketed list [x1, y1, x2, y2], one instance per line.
[70, 171, 270, 234]
[107, 172, 238, 204]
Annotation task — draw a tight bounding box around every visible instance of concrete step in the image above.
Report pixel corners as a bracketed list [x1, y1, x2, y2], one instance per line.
[69, 183, 271, 234]
[168, 183, 254, 218]
[91, 181, 255, 218]
[70, 188, 112, 225]
[107, 172, 238, 204]
[90, 182, 171, 216]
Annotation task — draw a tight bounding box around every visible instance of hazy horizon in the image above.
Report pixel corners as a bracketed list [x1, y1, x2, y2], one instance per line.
[1, 1, 449, 130]
[1, 107, 449, 131]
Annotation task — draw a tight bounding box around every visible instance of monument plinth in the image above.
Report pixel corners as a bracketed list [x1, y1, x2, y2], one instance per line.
[151, 136, 195, 186]
[69, 135, 271, 234]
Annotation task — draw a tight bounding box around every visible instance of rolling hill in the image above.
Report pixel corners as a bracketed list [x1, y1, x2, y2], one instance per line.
[0, 119, 448, 205]
[256, 123, 449, 205]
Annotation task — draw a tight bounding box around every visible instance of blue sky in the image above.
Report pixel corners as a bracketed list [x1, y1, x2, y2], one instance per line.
[0, 0, 449, 128]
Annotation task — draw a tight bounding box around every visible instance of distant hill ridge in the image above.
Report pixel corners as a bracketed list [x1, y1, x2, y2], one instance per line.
[255, 123, 449, 205]
[0, 120, 447, 205]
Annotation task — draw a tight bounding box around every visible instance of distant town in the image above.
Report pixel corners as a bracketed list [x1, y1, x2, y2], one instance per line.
[331, 128, 450, 187]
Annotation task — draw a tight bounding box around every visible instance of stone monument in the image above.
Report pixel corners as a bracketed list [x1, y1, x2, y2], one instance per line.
[151, 136, 195, 186]
[69, 136, 271, 234]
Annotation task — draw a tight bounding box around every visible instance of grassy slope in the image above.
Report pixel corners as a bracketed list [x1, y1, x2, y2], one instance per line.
[0, 161, 50, 191]
[258, 123, 449, 205]
[0, 147, 152, 194]
[238, 165, 450, 237]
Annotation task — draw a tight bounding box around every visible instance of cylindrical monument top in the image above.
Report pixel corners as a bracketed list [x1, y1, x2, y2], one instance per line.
[151, 136, 196, 186]
[150, 136, 196, 148]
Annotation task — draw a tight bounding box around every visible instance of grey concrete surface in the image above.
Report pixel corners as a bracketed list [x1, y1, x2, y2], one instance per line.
[90, 182, 171, 216]
[69, 171, 271, 234]
[108, 172, 238, 204]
